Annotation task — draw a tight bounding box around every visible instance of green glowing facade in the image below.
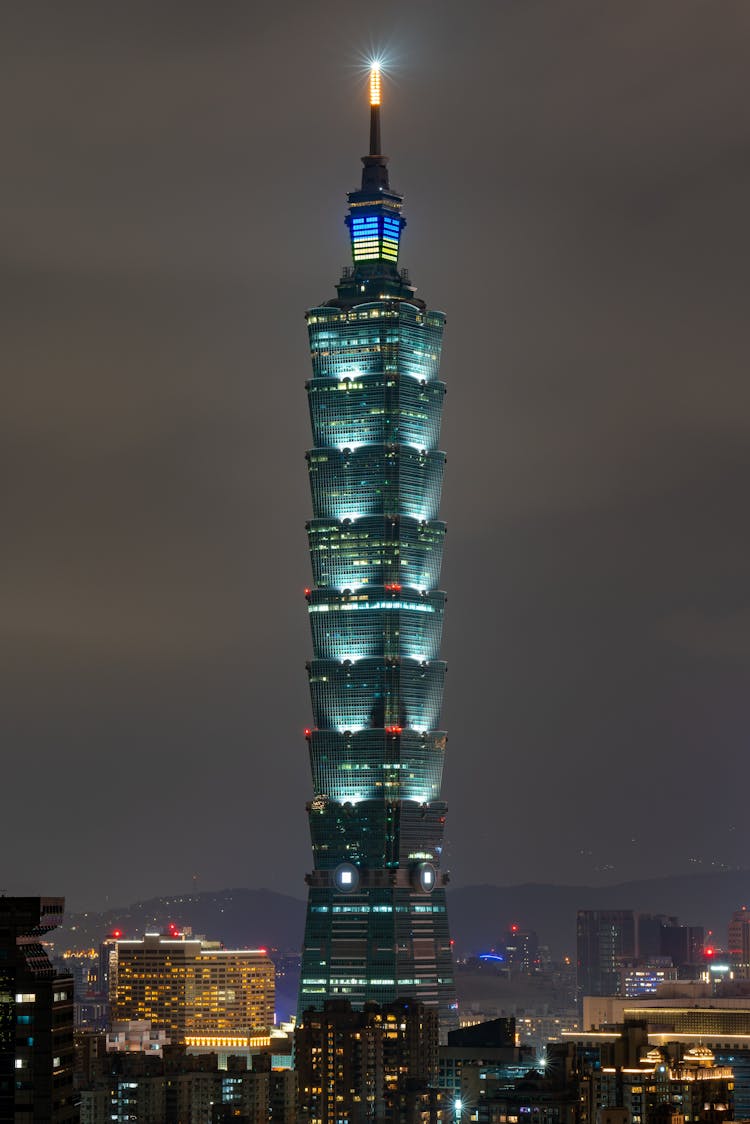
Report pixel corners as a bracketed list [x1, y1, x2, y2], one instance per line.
[298, 73, 457, 1031]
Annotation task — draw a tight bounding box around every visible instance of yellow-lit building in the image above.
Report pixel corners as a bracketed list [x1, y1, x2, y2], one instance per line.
[111, 933, 274, 1041]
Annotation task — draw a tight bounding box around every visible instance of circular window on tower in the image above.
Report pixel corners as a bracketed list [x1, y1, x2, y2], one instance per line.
[416, 862, 437, 893]
[334, 863, 360, 893]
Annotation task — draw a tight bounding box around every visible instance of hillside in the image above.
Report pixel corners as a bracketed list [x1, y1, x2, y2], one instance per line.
[57, 869, 750, 959]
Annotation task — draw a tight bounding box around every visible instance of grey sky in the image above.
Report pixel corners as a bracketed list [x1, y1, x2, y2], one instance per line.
[2, 1, 750, 910]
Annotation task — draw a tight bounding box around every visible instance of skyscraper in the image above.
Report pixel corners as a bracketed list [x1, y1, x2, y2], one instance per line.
[576, 910, 636, 1002]
[298, 67, 456, 1031]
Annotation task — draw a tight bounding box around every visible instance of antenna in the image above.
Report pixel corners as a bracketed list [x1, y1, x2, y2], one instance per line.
[369, 63, 382, 155]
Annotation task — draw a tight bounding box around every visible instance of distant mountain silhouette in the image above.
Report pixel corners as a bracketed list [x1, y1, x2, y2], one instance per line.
[60, 888, 306, 954]
[58, 869, 750, 960]
[448, 870, 750, 956]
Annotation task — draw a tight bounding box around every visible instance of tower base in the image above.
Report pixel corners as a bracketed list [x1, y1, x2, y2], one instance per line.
[298, 883, 457, 1037]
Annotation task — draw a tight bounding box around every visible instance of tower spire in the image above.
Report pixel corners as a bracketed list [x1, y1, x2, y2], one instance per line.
[360, 63, 389, 192]
[369, 63, 381, 155]
[342, 63, 410, 285]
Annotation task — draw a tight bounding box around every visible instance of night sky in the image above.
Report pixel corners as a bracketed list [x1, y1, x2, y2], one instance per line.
[4, 2, 750, 912]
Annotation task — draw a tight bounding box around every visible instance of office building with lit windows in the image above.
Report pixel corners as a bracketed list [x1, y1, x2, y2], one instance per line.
[111, 932, 274, 1042]
[298, 67, 456, 1031]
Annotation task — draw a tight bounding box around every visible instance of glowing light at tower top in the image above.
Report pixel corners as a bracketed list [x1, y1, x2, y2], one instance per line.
[369, 63, 381, 107]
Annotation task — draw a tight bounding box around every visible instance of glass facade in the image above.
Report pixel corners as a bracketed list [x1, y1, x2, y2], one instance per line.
[298, 84, 456, 1032]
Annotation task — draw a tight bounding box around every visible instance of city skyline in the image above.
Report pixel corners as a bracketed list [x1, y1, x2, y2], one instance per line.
[4, 2, 750, 910]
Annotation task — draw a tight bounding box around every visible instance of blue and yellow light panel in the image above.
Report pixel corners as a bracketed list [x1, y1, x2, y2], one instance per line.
[350, 212, 402, 263]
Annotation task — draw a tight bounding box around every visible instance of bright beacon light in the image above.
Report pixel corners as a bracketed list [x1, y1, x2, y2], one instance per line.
[369, 64, 381, 107]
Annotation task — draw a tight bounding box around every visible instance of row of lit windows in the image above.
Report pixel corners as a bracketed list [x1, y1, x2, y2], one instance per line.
[307, 318, 444, 382]
[309, 600, 434, 613]
[307, 378, 442, 396]
[309, 904, 446, 914]
[307, 306, 442, 327]
[310, 572, 440, 593]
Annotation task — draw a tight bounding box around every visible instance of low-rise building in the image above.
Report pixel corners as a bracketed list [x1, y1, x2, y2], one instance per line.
[78, 1047, 297, 1124]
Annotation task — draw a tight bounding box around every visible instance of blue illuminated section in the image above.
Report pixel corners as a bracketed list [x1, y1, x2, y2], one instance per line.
[348, 210, 403, 264]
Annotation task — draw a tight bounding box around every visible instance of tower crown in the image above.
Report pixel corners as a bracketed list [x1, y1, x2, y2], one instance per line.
[345, 65, 405, 269]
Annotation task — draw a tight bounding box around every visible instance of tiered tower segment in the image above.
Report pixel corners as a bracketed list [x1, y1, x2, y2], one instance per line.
[298, 67, 457, 1031]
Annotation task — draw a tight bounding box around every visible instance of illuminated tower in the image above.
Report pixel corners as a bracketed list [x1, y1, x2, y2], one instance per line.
[298, 67, 456, 1031]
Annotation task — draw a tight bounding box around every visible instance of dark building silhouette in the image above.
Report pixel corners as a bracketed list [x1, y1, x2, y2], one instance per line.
[638, 914, 704, 970]
[659, 922, 704, 970]
[447, 1018, 516, 1049]
[0, 896, 76, 1122]
[637, 915, 676, 960]
[577, 911, 636, 1000]
[298, 64, 456, 1031]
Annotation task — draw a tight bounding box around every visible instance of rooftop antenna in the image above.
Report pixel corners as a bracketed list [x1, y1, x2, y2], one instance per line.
[369, 63, 382, 155]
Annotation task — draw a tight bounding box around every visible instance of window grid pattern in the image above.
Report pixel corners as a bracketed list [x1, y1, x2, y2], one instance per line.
[307, 799, 448, 870]
[307, 517, 446, 591]
[309, 729, 446, 805]
[299, 887, 455, 1019]
[307, 446, 445, 522]
[307, 375, 445, 451]
[307, 304, 444, 385]
[308, 659, 446, 732]
[307, 590, 445, 662]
